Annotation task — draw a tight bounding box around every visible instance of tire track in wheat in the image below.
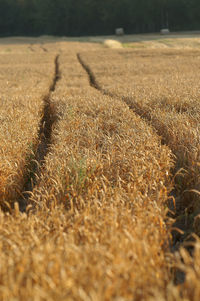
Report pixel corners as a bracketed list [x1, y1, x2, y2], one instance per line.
[19, 55, 60, 212]
[77, 52, 197, 284]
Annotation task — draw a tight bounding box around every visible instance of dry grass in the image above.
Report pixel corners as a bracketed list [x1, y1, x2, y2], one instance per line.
[1, 37, 200, 300]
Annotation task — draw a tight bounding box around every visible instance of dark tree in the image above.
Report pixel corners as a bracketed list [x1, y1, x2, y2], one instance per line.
[0, 0, 200, 37]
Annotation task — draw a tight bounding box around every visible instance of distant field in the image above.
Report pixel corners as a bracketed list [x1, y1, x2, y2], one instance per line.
[1, 30, 200, 47]
[0, 35, 200, 300]
[63, 30, 200, 48]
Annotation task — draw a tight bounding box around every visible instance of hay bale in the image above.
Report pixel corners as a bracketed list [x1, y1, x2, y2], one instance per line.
[160, 28, 170, 35]
[115, 28, 124, 36]
[104, 39, 123, 49]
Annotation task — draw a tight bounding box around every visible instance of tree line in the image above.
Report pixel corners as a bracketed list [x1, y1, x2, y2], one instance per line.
[0, 0, 200, 37]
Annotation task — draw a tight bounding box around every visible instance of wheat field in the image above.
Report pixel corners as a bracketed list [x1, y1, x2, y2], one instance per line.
[0, 35, 200, 300]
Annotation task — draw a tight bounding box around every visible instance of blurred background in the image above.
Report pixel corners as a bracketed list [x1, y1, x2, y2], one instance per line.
[0, 0, 200, 37]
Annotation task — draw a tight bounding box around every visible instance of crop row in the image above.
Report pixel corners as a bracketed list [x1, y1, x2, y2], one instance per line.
[31, 49, 175, 299]
[0, 44, 55, 209]
[76, 48, 200, 299]
[79, 49, 200, 238]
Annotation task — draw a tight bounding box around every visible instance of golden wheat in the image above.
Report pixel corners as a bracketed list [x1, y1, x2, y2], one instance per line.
[0, 43, 55, 208]
[1, 37, 200, 300]
[80, 48, 200, 217]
